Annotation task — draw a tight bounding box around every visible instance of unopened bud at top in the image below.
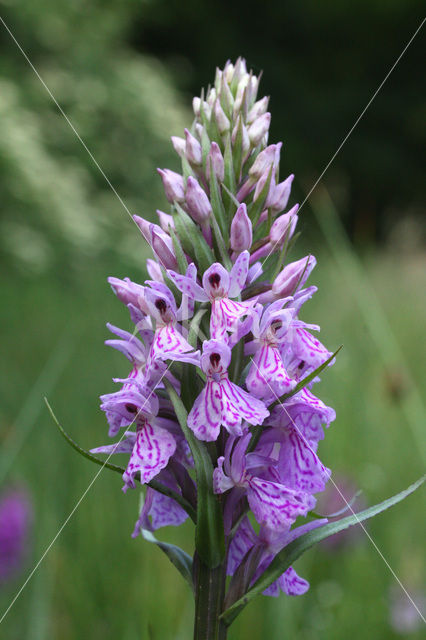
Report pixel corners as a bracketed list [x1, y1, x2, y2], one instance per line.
[248, 112, 271, 146]
[247, 96, 269, 124]
[269, 204, 299, 246]
[269, 174, 294, 214]
[151, 226, 178, 270]
[157, 169, 185, 204]
[171, 136, 186, 157]
[185, 176, 212, 225]
[213, 99, 231, 134]
[184, 129, 202, 166]
[272, 255, 316, 298]
[156, 210, 175, 232]
[249, 143, 281, 181]
[230, 203, 253, 252]
[206, 142, 225, 183]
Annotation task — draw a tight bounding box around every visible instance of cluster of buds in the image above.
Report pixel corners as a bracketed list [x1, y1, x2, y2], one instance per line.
[92, 59, 337, 608]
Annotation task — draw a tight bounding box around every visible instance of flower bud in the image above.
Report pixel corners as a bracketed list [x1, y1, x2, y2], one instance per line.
[192, 97, 201, 117]
[247, 96, 269, 124]
[185, 176, 212, 225]
[171, 136, 185, 157]
[133, 214, 155, 244]
[156, 210, 175, 232]
[223, 61, 234, 84]
[249, 143, 281, 181]
[108, 276, 146, 308]
[213, 99, 230, 134]
[230, 203, 253, 252]
[269, 174, 294, 213]
[269, 204, 299, 246]
[184, 128, 202, 166]
[157, 169, 185, 203]
[206, 142, 224, 182]
[248, 112, 271, 146]
[272, 255, 317, 297]
[253, 167, 275, 204]
[151, 226, 178, 270]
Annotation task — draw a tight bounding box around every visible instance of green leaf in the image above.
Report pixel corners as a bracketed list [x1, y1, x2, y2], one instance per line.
[45, 398, 126, 475]
[164, 379, 225, 568]
[137, 509, 194, 591]
[168, 225, 189, 273]
[208, 159, 227, 237]
[268, 346, 343, 409]
[45, 398, 196, 521]
[221, 475, 425, 626]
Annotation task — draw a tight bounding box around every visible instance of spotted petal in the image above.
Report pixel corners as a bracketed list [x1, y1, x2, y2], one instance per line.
[167, 268, 208, 301]
[123, 421, 176, 488]
[229, 250, 250, 297]
[247, 477, 313, 530]
[277, 429, 331, 494]
[221, 379, 269, 429]
[187, 382, 222, 442]
[247, 345, 295, 401]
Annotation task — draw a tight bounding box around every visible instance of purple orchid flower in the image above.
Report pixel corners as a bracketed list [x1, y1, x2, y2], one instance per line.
[94, 388, 176, 489]
[187, 340, 269, 441]
[245, 300, 297, 402]
[167, 251, 257, 340]
[132, 470, 189, 535]
[228, 516, 328, 597]
[214, 434, 315, 530]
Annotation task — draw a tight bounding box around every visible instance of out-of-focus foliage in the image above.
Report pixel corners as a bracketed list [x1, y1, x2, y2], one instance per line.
[0, 0, 189, 277]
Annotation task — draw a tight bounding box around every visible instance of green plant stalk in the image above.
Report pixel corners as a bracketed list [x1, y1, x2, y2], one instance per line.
[193, 552, 228, 640]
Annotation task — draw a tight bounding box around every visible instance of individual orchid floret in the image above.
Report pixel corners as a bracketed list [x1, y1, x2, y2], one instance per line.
[108, 276, 147, 312]
[268, 387, 336, 445]
[146, 259, 164, 283]
[187, 340, 269, 442]
[247, 96, 269, 124]
[213, 99, 231, 134]
[272, 254, 317, 298]
[132, 470, 189, 535]
[269, 204, 299, 244]
[143, 282, 199, 371]
[206, 141, 225, 182]
[94, 391, 176, 489]
[133, 215, 178, 270]
[185, 176, 212, 227]
[213, 434, 314, 530]
[184, 128, 202, 166]
[228, 516, 327, 597]
[168, 251, 257, 340]
[171, 135, 186, 157]
[157, 168, 185, 203]
[245, 300, 297, 402]
[156, 210, 175, 233]
[248, 112, 271, 146]
[269, 176, 295, 215]
[230, 203, 253, 253]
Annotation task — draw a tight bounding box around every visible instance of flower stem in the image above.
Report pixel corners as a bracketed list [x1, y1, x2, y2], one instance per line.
[193, 552, 228, 640]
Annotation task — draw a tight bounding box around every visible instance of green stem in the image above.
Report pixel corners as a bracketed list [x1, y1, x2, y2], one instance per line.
[193, 552, 228, 640]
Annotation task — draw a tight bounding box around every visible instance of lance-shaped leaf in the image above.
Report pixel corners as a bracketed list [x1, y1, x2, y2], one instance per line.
[164, 379, 225, 568]
[45, 398, 196, 521]
[220, 475, 425, 626]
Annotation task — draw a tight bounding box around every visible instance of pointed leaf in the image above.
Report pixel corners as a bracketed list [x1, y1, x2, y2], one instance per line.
[173, 204, 215, 273]
[140, 528, 194, 591]
[221, 476, 425, 625]
[45, 398, 196, 521]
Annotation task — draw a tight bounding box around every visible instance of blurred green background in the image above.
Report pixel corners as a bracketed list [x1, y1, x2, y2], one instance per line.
[0, 1, 424, 638]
